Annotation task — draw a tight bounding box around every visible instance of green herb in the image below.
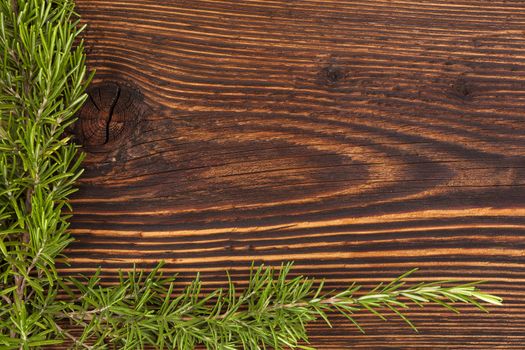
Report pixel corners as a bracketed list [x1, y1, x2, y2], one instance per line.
[0, 0, 502, 349]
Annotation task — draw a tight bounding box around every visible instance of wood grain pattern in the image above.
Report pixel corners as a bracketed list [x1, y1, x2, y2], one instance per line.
[68, 0, 525, 348]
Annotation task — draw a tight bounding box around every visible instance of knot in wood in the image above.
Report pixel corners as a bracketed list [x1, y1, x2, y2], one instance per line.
[451, 76, 473, 100]
[76, 83, 142, 149]
[319, 65, 348, 86]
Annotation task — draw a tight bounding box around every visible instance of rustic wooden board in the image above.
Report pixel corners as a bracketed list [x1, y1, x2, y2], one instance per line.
[68, 0, 525, 348]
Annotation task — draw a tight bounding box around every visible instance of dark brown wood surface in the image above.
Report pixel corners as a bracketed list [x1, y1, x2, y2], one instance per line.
[68, 0, 525, 348]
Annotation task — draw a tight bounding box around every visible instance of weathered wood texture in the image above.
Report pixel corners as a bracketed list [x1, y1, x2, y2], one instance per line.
[68, 0, 525, 348]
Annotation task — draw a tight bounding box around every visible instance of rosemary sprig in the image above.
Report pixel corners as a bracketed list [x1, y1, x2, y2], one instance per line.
[57, 263, 502, 349]
[1, 0, 90, 348]
[0, 0, 502, 349]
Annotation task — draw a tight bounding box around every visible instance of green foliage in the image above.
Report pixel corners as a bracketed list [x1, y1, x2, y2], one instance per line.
[0, 0, 90, 348]
[0, 0, 502, 349]
[57, 264, 501, 350]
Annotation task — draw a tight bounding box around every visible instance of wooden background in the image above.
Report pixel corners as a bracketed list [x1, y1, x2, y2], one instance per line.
[68, 0, 525, 348]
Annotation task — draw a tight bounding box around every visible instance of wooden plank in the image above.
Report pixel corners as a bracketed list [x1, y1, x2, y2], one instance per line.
[69, 0, 525, 348]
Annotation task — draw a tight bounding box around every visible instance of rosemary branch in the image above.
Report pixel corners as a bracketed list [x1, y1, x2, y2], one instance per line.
[54, 264, 501, 349]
